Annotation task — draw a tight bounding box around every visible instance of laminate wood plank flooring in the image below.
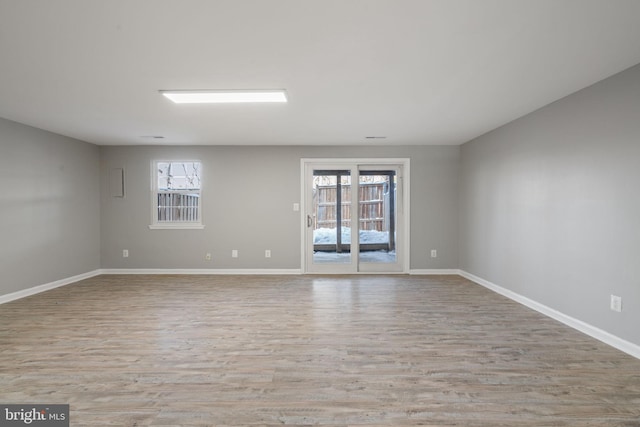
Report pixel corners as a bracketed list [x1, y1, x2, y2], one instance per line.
[1, 274, 639, 426]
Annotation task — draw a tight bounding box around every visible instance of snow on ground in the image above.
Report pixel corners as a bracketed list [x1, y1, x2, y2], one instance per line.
[313, 227, 389, 244]
[312, 227, 396, 263]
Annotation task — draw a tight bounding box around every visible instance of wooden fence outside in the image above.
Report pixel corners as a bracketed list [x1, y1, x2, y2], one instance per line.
[314, 182, 391, 231]
[157, 192, 200, 222]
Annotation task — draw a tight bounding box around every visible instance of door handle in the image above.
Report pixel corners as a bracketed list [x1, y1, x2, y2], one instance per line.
[307, 214, 313, 228]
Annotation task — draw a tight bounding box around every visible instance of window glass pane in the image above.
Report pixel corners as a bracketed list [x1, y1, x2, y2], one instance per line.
[358, 171, 396, 264]
[157, 162, 201, 190]
[154, 161, 202, 225]
[312, 170, 352, 265]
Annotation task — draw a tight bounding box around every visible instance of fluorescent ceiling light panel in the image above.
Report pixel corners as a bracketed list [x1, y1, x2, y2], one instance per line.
[161, 90, 287, 104]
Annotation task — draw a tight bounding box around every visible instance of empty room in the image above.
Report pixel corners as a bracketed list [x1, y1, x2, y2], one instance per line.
[1, 1, 639, 425]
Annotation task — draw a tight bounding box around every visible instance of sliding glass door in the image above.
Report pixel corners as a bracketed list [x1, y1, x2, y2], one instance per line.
[357, 169, 397, 267]
[303, 159, 408, 273]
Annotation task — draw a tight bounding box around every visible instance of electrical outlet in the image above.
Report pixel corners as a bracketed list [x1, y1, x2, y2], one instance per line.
[265, 250, 271, 258]
[205, 253, 212, 261]
[232, 249, 238, 258]
[122, 249, 129, 258]
[430, 249, 437, 258]
[610, 295, 622, 312]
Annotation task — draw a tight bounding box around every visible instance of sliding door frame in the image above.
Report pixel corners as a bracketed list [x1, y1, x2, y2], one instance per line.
[300, 158, 410, 274]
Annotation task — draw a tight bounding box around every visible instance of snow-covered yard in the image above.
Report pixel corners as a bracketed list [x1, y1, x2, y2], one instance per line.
[312, 227, 396, 263]
[313, 227, 389, 244]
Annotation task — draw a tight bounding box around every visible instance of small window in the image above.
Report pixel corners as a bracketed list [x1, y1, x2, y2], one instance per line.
[150, 160, 204, 229]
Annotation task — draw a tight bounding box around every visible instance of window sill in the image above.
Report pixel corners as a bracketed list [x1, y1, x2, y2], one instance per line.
[148, 224, 205, 230]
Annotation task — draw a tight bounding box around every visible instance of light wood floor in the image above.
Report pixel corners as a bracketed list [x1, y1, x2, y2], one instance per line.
[1, 275, 639, 426]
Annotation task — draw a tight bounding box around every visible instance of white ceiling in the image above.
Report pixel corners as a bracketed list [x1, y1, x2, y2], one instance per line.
[1, 0, 640, 146]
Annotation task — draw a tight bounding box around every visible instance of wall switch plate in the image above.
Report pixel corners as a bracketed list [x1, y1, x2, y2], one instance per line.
[293, 203, 300, 212]
[430, 249, 437, 258]
[231, 249, 238, 258]
[205, 253, 212, 261]
[122, 249, 129, 258]
[610, 294, 622, 312]
[265, 250, 271, 258]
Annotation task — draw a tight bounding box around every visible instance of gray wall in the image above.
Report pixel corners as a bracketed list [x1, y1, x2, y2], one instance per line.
[0, 118, 101, 295]
[459, 64, 640, 345]
[100, 145, 459, 270]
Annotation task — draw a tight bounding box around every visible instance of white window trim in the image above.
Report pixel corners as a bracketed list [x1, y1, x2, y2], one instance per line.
[148, 223, 205, 230]
[149, 160, 205, 230]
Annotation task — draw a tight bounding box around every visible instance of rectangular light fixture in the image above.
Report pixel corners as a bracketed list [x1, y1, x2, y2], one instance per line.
[161, 90, 287, 104]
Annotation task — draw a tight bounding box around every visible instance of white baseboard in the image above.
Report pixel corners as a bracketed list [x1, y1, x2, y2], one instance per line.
[459, 270, 640, 360]
[99, 268, 303, 275]
[410, 269, 461, 275]
[0, 270, 102, 305]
